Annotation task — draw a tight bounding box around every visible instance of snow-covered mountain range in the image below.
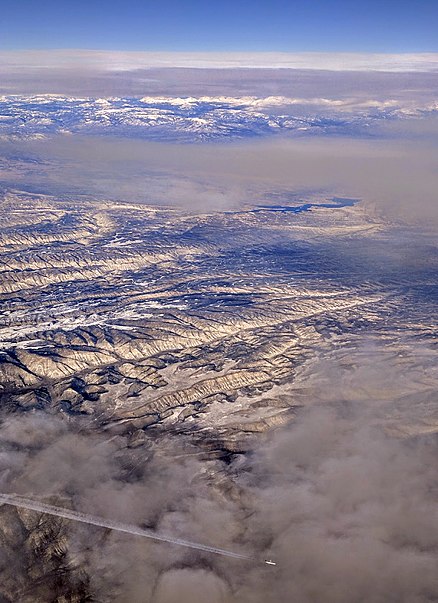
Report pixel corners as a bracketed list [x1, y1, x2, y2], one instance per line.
[1, 94, 436, 141]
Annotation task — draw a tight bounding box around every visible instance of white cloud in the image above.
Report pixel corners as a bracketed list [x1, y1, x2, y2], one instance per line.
[1, 50, 438, 72]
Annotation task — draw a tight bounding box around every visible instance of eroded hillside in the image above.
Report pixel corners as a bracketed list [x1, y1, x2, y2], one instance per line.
[0, 190, 437, 601]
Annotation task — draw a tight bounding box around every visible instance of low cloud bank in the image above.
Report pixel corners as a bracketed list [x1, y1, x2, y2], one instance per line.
[236, 403, 438, 603]
[3, 133, 436, 225]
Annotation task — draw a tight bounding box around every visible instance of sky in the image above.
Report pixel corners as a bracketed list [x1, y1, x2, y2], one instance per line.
[0, 0, 437, 52]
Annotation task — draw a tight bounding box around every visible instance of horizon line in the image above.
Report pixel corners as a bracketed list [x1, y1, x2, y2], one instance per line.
[1, 50, 438, 73]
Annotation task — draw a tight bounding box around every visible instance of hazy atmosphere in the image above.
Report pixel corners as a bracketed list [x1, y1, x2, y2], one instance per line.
[0, 2, 437, 603]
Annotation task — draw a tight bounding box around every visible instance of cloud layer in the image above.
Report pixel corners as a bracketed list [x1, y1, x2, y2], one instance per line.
[3, 132, 437, 225]
[2, 51, 438, 72]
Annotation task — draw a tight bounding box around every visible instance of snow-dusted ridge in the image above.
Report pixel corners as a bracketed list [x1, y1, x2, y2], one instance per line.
[0, 94, 436, 142]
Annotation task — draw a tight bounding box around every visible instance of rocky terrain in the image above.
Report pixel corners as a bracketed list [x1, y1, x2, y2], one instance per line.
[0, 502, 91, 602]
[0, 188, 436, 601]
[0, 192, 380, 441]
[0, 190, 436, 443]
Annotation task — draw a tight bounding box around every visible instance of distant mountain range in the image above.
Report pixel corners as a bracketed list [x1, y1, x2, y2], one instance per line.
[1, 94, 436, 141]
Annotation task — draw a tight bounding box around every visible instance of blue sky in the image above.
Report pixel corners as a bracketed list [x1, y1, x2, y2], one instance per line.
[1, 0, 437, 52]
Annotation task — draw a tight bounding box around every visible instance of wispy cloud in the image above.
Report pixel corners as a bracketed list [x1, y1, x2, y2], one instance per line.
[1, 51, 438, 72]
